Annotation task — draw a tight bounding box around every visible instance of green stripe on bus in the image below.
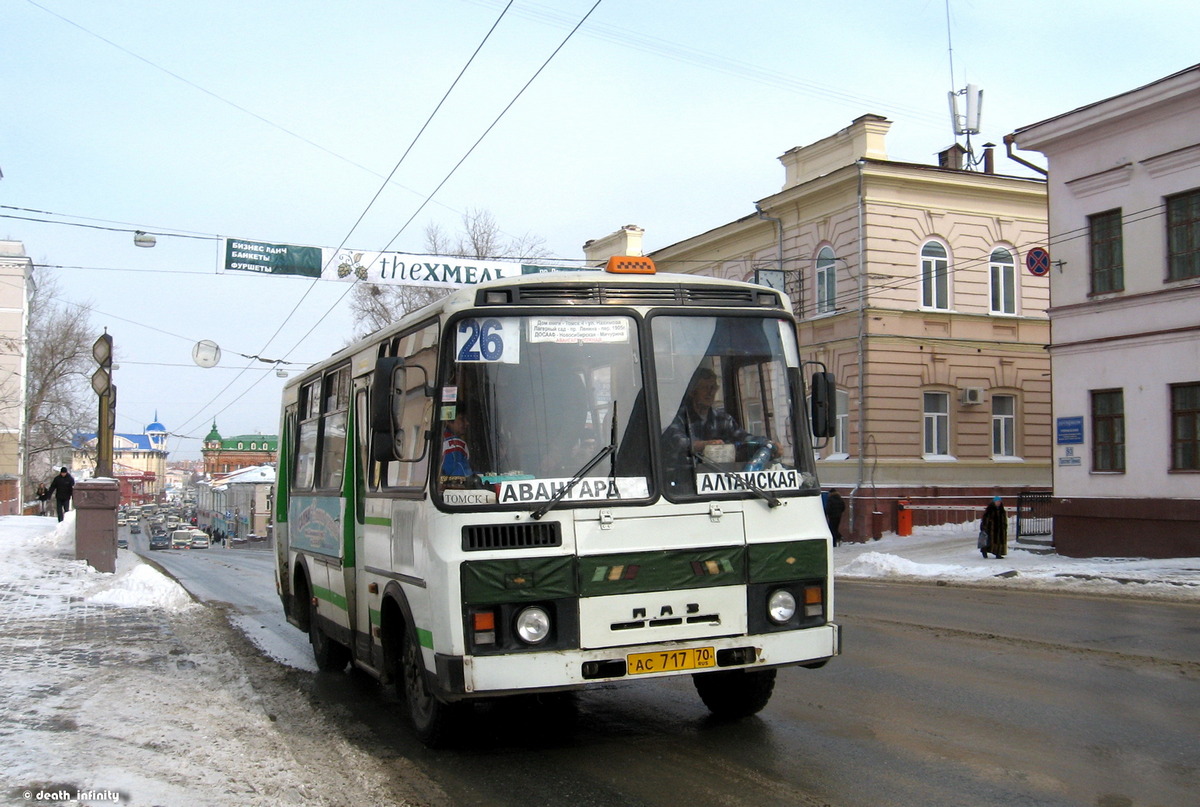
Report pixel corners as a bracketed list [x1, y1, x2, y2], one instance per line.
[462, 556, 576, 605]
[369, 608, 381, 627]
[417, 628, 434, 649]
[578, 547, 747, 596]
[341, 401, 360, 568]
[747, 540, 827, 583]
[312, 585, 348, 611]
[364, 516, 391, 527]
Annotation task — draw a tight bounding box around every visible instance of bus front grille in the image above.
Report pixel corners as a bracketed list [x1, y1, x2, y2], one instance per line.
[462, 522, 563, 551]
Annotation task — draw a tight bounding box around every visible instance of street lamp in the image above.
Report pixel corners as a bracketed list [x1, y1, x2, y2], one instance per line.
[91, 333, 115, 477]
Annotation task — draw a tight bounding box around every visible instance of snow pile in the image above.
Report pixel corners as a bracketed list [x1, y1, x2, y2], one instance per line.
[86, 558, 196, 609]
[0, 514, 195, 612]
[839, 550, 971, 580]
[834, 528, 1200, 601]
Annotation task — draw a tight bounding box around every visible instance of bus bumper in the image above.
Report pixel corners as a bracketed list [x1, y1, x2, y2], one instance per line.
[439, 622, 840, 698]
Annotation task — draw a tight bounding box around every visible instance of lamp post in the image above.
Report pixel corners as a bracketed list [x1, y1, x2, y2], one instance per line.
[91, 332, 116, 478]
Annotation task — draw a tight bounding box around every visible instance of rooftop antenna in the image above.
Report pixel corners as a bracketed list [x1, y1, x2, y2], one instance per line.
[944, 0, 983, 166]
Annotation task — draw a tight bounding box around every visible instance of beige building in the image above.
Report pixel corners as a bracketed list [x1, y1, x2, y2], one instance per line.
[0, 242, 32, 514]
[593, 116, 1052, 539]
[1013, 65, 1200, 558]
[73, 417, 169, 500]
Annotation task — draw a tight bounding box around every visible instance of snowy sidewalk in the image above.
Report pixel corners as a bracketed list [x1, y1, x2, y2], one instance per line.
[0, 515, 419, 807]
[835, 525, 1200, 602]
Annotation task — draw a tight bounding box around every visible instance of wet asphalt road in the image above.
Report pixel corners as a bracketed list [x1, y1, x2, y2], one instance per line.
[143, 536, 1200, 807]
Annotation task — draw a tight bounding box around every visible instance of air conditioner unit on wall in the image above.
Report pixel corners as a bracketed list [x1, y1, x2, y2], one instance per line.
[960, 387, 985, 406]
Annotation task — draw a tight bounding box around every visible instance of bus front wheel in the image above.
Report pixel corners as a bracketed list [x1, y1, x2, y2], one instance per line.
[692, 667, 777, 719]
[401, 627, 460, 746]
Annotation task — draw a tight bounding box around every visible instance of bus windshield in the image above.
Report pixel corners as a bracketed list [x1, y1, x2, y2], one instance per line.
[437, 313, 651, 507]
[652, 314, 818, 499]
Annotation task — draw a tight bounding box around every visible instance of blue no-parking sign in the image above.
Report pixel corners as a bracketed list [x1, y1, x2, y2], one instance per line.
[1027, 247, 1051, 276]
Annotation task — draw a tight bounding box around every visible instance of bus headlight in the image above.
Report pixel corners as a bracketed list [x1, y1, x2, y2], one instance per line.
[515, 606, 551, 644]
[767, 588, 797, 624]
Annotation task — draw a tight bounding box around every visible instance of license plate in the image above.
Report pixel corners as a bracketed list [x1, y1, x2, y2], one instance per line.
[627, 647, 716, 675]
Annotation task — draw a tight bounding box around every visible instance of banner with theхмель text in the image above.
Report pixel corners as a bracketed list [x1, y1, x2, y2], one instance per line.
[222, 237, 581, 287]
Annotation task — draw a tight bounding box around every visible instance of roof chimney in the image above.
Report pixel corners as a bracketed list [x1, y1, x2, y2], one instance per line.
[937, 143, 968, 170]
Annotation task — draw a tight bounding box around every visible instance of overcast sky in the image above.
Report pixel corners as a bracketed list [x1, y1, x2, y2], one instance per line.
[4, 0, 1197, 460]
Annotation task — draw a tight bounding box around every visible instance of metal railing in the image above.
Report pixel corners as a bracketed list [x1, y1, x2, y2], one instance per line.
[1016, 491, 1053, 537]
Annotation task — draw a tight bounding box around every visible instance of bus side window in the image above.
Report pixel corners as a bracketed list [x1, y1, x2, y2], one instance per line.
[376, 321, 437, 490]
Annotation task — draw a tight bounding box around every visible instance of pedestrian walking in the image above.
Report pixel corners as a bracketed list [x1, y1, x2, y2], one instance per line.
[46, 467, 76, 522]
[824, 489, 846, 547]
[979, 495, 1008, 559]
[35, 484, 50, 516]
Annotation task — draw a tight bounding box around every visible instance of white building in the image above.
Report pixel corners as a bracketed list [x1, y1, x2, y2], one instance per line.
[0, 242, 32, 514]
[1013, 64, 1200, 558]
[196, 465, 275, 544]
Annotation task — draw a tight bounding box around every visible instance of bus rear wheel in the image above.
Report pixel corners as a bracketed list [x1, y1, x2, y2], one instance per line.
[308, 594, 350, 672]
[693, 667, 777, 719]
[401, 626, 460, 746]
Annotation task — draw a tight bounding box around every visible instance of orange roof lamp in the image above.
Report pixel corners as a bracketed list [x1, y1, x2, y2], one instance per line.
[604, 255, 656, 274]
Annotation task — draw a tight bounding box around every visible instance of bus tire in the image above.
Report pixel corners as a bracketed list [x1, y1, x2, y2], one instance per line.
[309, 592, 350, 673]
[401, 626, 459, 747]
[692, 667, 777, 719]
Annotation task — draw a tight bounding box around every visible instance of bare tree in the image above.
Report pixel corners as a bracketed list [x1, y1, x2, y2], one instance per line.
[23, 272, 95, 493]
[349, 208, 550, 338]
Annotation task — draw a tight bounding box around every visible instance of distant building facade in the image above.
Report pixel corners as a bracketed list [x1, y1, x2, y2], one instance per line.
[597, 116, 1051, 540]
[1013, 65, 1200, 558]
[196, 464, 274, 543]
[202, 422, 278, 475]
[73, 415, 169, 501]
[0, 242, 32, 515]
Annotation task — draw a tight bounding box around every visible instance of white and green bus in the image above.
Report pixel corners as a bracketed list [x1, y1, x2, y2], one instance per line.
[275, 256, 840, 744]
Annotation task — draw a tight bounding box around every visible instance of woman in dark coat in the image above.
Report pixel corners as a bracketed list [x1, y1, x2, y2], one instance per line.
[980, 495, 1008, 559]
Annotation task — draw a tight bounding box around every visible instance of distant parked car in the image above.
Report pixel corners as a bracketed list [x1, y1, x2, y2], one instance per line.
[149, 533, 169, 550]
[117, 536, 128, 549]
[129, 523, 141, 534]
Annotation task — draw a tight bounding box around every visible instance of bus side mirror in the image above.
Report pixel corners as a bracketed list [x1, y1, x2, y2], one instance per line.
[810, 371, 836, 439]
[371, 357, 428, 463]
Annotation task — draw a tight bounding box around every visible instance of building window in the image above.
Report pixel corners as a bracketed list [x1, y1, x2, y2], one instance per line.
[1167, 189, 1200, 281]
[992, 394, 1016, 457]
[1091, 389, 1125, 472]
[1171, 382, 1200, 471]
[920, 242, 949, 309]
[816, 247, 837, 315]
[923, 391, 951, 456]
[989, 248, 1016, 314]
[1089, 209, 1124, 294]
[834, 389, 850, 456]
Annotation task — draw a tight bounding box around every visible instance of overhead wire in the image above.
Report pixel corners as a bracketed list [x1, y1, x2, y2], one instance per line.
[168, 1, 527, 439]
[270, 0, 606, 364]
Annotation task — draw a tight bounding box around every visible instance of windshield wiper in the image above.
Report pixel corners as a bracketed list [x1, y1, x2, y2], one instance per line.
[530, 443, 616, 520]
[690, 450, 781, 508]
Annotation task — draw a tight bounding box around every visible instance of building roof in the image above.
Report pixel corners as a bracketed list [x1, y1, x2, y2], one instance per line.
[73, 432, 168, 453]
[1013, 62, 1200, 149]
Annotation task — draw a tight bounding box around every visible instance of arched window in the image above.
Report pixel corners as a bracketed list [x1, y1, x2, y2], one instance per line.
[920, 241, 949, 310]
[990, 248, 1016, 314]
[816, 247, 837, 314]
